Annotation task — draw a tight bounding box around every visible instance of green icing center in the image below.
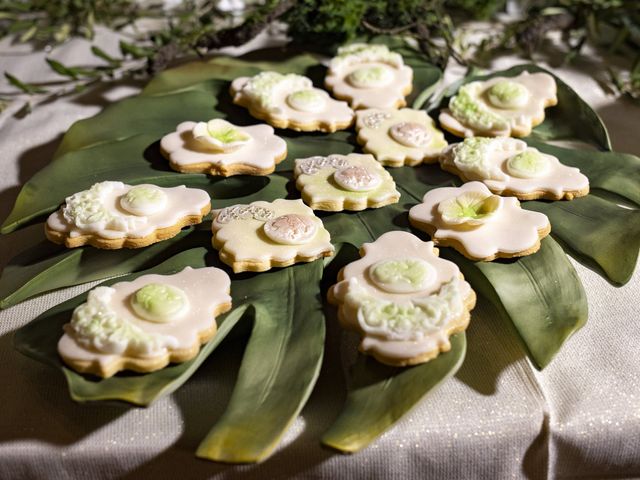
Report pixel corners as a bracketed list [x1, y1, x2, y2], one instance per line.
[506, 150, 550, 178]
[370, 259, 432, 292]
[123, 186, 165, 208]
[208, 125, 249, 144]
[438, 191, 501, 226]
[486, 80, 529, 109]
[131, 283, 188, 323]
[347, 66, 390, 87]
[450, 82, 509, 131]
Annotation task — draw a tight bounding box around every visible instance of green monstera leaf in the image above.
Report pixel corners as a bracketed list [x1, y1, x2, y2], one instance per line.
[4, 40, 638, 462]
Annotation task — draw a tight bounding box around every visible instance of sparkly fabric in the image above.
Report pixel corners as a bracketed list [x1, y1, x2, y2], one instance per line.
[0, 32, 639, 479]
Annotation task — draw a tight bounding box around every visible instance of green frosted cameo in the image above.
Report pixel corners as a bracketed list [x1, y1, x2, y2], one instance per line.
[192, 119, 251, 152]
[369, 258, 436, 294]
[286, 89, 326, 113]
[347, 65, 393, 88]
[438, 191, 502, 226]
[506, 149, 550, 178]
[131, 283, 190, 323]
[486, 80, 530, 109]
[120, 185, 168, 216]
[450, 82, 508, 131]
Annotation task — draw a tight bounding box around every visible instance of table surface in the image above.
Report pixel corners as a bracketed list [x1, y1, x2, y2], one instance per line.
[0, 29, 639, 480]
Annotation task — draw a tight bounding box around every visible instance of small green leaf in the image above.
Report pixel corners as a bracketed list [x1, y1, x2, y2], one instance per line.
[91, 45, 121, 66]
[4, 72, 47, 94]
[444, 237, 588, 369]
[322, 333, 466, 453]
[46, 58, 81, 79]
[119, 40, 153, 59]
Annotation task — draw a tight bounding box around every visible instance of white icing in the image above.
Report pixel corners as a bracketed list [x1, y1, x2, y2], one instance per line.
[58, 267, 232, 371]
[440, 137, 589, 198]
[235, 71, 312, 112]
[409, 182, 550, 260]
[346, 65, 394, 88]
[297, 155, 349, 175]
[329, 43, 404, 71]
[263, 214, 318, 245]
[328, 231, 473, 362]
[356, 108, 448, 166]
[368, 258, 436, 294]
[333, 166, 382, 192]
[120, 185, 168, 216]
[161, 121, 286, 171]
[216, 204, 275, 223]
[47, 182, 210, 240]
[286, 89, 327, 113]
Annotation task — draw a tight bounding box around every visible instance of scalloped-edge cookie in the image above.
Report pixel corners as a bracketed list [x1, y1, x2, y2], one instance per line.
[230, 71, 354, 132]
[439, 137, 589, 200]
[328, 231, 476, 366]
[58, 267, 232, 378]
[293, 153, 400, 211]
[324, 43, 413, 110]
[409, 182, 551, 261]
[160, 119, 287, 176]
[211, 198, 334, 273]
[439, 71, 557, 138]
[356, 108, 448, 167]
[45, 181, 211, 249]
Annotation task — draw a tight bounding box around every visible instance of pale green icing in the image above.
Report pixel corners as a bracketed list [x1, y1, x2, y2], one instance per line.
[347, 65, 393, 88]
[207, 122, 250, 144]
[331, 43, 403, 71]
[346, 278, 464, 341]
[438, 191, 501, 226]
[506, 149, 550, 178]
[69, 286, 178, 355]
[63, 181, 145, 231]
[131, 283, 189, 323]
[452, 137, 506, 180]
[486, 80, 529, 109]
[242, 71, 312, 111]
[192, 119, 251, 151]
[450, 82, 509, 131]
[286, 89, 326, 112]
[369, 258, 435, 293]
[121, 185, 167, 216]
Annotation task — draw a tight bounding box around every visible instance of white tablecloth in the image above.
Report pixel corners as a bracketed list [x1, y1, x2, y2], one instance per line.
[0, 29, 639, 479]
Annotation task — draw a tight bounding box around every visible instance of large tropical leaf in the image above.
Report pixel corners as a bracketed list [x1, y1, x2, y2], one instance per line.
[434, 64, 612, 151]
[443, 238, 588, 369]
[321, 333, 466, 453]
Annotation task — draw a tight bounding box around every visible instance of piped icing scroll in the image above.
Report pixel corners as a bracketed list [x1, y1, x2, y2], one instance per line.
[438, 71, 557, 138]
[439, 137, 589, 200]
[293, 153, 400, 211]
[160, 119, 287, 176]
[58, 267, 232, 378]
[230, 71, 354, 132]
[356, 108, 448, 166]
[325, 43, 413, 110]
[211, 198, 334, 273]
[45, 181, 211, 249]
[409, 182, 551, 261]
[328, 231, 476, 366]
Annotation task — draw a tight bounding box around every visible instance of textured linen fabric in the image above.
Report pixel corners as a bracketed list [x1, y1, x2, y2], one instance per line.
[0, 30, 639, 480]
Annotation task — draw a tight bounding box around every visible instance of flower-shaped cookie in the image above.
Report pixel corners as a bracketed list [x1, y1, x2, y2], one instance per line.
[46, 181, 211, 249]
[58, 267, 232, 378]
[230, 71, 354, 132]
[409, 182, 551, 261]
[160, 119, 287, 176]
[325, 43, 413, 110]
[293, 153, 400, 211]
[439, 72, 557, 138]
[356, 108, 448, 167]
[439, 137, 589, 200]
[211, 198, 334, 272]
[328, 231, 476, 366]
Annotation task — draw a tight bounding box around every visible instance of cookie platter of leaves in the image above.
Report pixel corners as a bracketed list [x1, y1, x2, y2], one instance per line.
[2, 37, 639, 463]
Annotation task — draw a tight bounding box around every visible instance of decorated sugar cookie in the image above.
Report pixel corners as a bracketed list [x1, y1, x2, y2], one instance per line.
[160, 119, 287, 176]
[439, 137, 589, 200]
[439, 72, 557, 138]
[409, 182, 551, 261]
[356, 108, 448, 167]
[328, 231, 475, 366]
[58, 267, 232, 378]
[293, 153, 400, 211]
[46, 181, 211, 249]
[211, 198, 334, 272]
[325, 43, 413, 110]
[230, 71, 354, 132]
